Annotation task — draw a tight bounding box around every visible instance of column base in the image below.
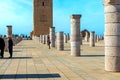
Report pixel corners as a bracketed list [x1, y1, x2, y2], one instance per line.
[105, 56, 120, 72]
[71, 51, 80, 57]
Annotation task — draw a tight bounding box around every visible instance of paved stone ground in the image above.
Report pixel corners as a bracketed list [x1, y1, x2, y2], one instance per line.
[0, 40, 120, 80]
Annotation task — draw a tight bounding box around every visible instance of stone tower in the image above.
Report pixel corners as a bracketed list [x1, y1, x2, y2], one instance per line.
[33, 0, 53, 36]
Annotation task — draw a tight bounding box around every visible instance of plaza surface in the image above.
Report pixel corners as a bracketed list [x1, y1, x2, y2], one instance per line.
[0, 40, 120, 80]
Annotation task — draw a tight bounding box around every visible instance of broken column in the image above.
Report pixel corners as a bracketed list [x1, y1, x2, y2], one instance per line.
[85, 32, 89, 42]
[5, 25, 12, 51]
[43, 35, 46, 44]
[90, 31, 95, 47]
[49, 27, 55, 47]
[64, 34, 67, 43]
[40, 35, 42, 43]
[103, 0, 120, 71]
[70, 14, 81, 56]
[45, 35, 48, 45]
[67, 33, 70, 41]
[4, 37, 8, 51]
[6, 25, 12, 38]
[97, 35, 99, 42]
[56, 32, 64, 50]
[80, 33, 82, 45]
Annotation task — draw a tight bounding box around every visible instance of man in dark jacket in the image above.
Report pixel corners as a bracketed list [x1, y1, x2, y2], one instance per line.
[0, 37, 5, 58]
[8, 37, 13, 58]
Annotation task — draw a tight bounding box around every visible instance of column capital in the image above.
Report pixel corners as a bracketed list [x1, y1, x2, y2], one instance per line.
[91, 31, 95, 33]
[103, 0, 120, 5]
[6, 25, 12, 27]
[50, 26, 55, 29]
[70, 14, 82, 19]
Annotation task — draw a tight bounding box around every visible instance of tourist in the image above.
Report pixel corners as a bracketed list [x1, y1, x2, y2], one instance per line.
[47, 36, 51, 49]
[0, 36, 5, 58]
[8, 37, 13, 58]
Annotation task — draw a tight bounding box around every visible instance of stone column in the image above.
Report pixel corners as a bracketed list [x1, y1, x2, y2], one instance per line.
[49, 27, 55, 47]
[40, 35, 42, 43]
[100, 35, 103, 40]
[94, 35, 97, 42]
[56, 32, 64, 50]
[85, 32, 89, 42]
[40, 35, 43, 43]
[6, 25, 12, 38]
[70, 15, 81, 56]
[90, 31, 95, 47]
[43, 35, 46, 44]
[103, 0, 120, 71]
[67, 33, 70, 41]
[64, 34, 67, 43]
[102, 36, 104, 40]
[80, 33, 82, 45]
[45, 35, 48, 45]
[12, 35, 16, 46]
[4, 38, 8, 51]
[97, 35, 99, 42]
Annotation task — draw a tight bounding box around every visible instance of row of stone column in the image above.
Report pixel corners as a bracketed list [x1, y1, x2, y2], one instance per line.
[34, 1, 120, 72]
[84, 32, 104, 47]
[85, 33, 104, 42]
[33, 26, 70, 50]
[70, 0, 120, 72]
[5, 1, 120, 72]
[33, 15, 81, 56]
[33, 31, 70, 51]
[34, 15, 80, 55]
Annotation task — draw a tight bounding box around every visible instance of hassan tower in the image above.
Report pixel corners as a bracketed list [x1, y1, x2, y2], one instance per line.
[33, 0, 53, 36]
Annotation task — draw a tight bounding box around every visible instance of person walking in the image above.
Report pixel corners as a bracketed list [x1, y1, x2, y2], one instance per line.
[0, 37, 5, 58]
[47, 36, 51, 49]
[8, 37, 13, 58]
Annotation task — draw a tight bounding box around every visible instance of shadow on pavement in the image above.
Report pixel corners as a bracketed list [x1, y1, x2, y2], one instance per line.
[0, 57, 32, 59]
[0, 73, 61, 79]
[80, 55, 104, 57]
[13, 50, 22, 52]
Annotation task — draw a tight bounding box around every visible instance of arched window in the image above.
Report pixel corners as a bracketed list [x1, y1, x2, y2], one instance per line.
[40, 15, 47, 22]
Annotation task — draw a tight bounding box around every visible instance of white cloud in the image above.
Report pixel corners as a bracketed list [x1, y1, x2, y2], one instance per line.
[0, 0, 32, 35]
[17, 0, 32, 6]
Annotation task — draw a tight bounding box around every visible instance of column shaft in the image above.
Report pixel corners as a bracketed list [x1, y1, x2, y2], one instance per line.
[70, 15, 81, 56]
[90, 31, 95, 47]
[49, 27, 55, 47]
[6, 25, 12, 38]
[104, 0, 120, 71]
[56, 32, 64, 50]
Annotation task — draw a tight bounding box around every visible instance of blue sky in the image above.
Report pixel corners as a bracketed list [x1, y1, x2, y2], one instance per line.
[0, 0, 104, 36]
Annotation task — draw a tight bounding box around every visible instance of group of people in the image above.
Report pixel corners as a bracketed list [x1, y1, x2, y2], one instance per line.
[0, 37, 13, 58]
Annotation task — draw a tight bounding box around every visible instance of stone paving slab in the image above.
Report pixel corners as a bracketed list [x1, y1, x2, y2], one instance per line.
[0, 40, 120, 80]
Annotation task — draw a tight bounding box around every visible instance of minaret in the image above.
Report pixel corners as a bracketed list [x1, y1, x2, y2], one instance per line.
[33, 0, 53, 36]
